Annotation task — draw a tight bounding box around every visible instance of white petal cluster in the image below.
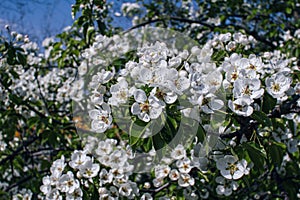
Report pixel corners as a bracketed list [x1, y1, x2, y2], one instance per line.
[131, 89, 163, 122]
[152, 144, 201, 189]
[89, 103, 112, 133]
[40, 156, 83, 200]
[216, 155, 250, 180]
[215, 176, 238, 196]
[266, 72, 292, 99]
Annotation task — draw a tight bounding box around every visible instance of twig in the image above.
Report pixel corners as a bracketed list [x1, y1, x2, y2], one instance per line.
[123, 16, 276, 49]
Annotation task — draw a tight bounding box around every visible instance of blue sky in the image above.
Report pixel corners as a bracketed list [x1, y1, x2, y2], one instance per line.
[0, 0, 75, 42]
[0, 0, 136, 43]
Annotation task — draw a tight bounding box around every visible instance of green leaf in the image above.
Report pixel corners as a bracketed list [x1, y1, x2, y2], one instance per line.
[288, 119, 296, 135]
[16, 52, 27, 66]
[243, 142, 266, 170]
[9, 94, 23, 105]
[129, 120, 149, 146]
[27, 116, 40, 128]
[152, 133, 166, 160]
[262, 93, 277, 114]
[167, 116, 178, 131]
[251, 111, 272, 127]
[286, 7, 292, 14]
[7, 47, 16, 65]
[196, 124, 206, 143]
[152, 133, 166, 151]
[267, 142, 285, 166]
[143, 137, 152, 152]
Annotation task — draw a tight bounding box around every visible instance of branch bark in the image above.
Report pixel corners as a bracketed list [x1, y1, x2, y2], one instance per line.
[123, 16, 276, 49]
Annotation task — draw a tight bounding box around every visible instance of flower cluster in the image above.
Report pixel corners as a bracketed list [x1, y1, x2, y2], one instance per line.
[40, 137, 142, 199]
[1, 24, 299, 199]
[40, 133, 254, 199]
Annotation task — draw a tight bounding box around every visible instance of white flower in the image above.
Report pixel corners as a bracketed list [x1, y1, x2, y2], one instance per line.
[78, 159, 100, 179]
[131, 89, 163, 122]
[197, 47, 213, 63]
[90, 90, 104, 105]
[233, 78, 264, 99]
[171, 144, 187, 160]
[168, 56, 182, 68]
[191, 46, 201, 56]
[138, 42, 168, 64]
[172, 75, 190, 94]
[66, 188, 83, 200]
[78, 61, 88, 76]
[151, 66, 177, 87]
[40, 176, 52, 195]
[204, 70, 223, 93]
[109, 186, 119, 198]
[199, 93, 224, 114]
[119, 183, 133, 197]
[58, 171, 80, 194]
[176, 157, 193, 174]
[178, 173, 195, 187]
[121, 2, 141, 17]
[0, 140, 7, 151]
[90, 69, 115, 87]
[215, 176, 238, 196]
[12, 188, 33, 200]
[190, 72, 209, 94]
[216, 155, 250, 180]
[154, 165, 171, 179]
[233, 32, 249, 45]
[95, 139, 117, 156]
[113, 173, 127, 185]
[46, 188, 62, 200]
[50, 156, 66, 176]
[228, 97, 253, 116]
[151, 87, 177, 105]
[245, 54, 264, 77]
[98, 187, 109, 199]
[89, 103, 112, 133]
[286, 138, 299, 153]
[153, 178, 164, 187]
[69, 150, 90, 170]
[266, 72, 292, 99]
[169, 169, 180, 181]
[222, 53, 242, 82]
[108, 78, 129, 106]
[219, 33, 232, 42]
[109, 149, 128, 168]
[99, 169, 113, 186]
[141, 193, 153, 200]
[226, 41, 237, 51]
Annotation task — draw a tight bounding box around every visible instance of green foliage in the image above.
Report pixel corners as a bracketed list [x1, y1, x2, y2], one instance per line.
[0, 0, 299, 199]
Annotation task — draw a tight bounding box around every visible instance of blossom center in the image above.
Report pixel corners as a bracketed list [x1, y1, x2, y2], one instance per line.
[243, 86, 252, 95]
[234, 104, 243, 111]
[226, 163, 238, 175]
[248, 64, 256, 70]
[140, 102, 150, 112]
[271, 83, 281, 92]
[67, 180, 74, 187]
[98, 115, 109, 124]
[231, 71, 238, 81]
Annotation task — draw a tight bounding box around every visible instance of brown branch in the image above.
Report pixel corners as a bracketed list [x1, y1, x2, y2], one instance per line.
[0, 135, 40, 166]
[123, 18, 162, 34]
[268, 95, 300, 118]
[221, 95, 300, 140]
[123, 16, 276, 49]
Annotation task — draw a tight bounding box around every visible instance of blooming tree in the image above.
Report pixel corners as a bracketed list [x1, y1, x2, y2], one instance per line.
[0, 0, 299, 199]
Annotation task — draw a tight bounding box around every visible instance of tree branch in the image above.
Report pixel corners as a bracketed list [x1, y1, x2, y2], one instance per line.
[221, 95, 300, 140]
[123, 16, 276, 49]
